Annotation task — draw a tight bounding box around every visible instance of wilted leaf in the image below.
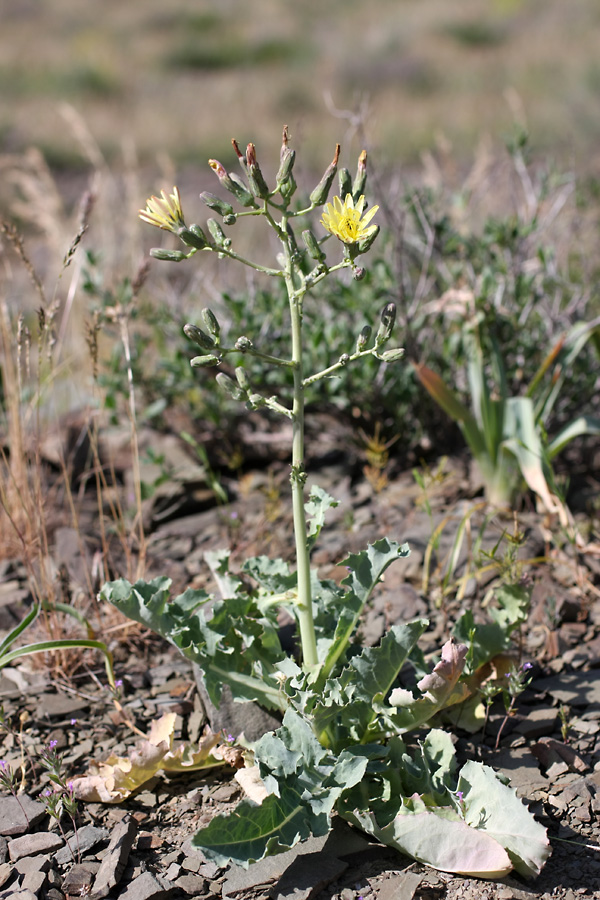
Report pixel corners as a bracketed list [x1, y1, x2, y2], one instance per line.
[416, 639, 468, 699]
[72, 713, 222, 802]
[235, 765, 270, 805]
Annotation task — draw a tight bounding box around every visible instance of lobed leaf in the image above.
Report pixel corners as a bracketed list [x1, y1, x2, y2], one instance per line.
[101, 577, 287, 712]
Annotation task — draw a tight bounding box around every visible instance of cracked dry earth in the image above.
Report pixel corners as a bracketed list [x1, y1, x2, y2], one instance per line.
[1, 426, 600, 900]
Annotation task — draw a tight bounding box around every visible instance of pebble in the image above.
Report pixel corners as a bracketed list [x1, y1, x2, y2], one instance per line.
[54, 824, 109, 866]
[175, 872, 207, 895]
[8, 832, 63, 862]
[89, 815, 137, 900]
[117, 870, 175, 899]
[0, 796, 46, 838]
[62, 862, 96, 895]
[0, 865, 11, 890]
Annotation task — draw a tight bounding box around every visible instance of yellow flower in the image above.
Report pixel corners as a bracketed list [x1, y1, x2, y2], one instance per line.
[139, 187, 186, 232]
[320, 194, 379, 245]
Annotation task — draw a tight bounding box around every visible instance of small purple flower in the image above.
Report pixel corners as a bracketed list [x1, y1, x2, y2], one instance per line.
[43, 787, 52, 797]
[230, 511, 238, 520]
[115, 679, 123, 689]
[0, 760, 6, 771]
[456, 790, 464, 803]
[48, 740, 58, 750]
[522, 662, 533, 672]
[70, 718, 77, 726]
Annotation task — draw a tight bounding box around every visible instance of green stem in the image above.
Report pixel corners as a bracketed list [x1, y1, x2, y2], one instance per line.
[283, 217, 318, 671]
[303, 346, 376, 387]
[235, 347, 295, 368]
[216, 247, 283, 277]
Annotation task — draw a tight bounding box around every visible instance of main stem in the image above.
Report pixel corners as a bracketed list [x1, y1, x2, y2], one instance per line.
[283, 218, 318, 670]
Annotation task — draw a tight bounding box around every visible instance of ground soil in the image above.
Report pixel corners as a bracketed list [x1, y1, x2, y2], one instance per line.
[1, 418, 600, 900]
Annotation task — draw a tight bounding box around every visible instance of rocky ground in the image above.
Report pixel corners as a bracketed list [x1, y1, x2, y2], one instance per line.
[1, 421, 599, 900]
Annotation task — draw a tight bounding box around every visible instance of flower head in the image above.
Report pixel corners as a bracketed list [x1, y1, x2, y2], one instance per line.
[139, 187, 186, 233]
[320, 194, 379, 245]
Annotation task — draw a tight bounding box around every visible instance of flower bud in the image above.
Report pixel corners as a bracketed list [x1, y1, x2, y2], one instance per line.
[235, 336, 254, 352]
[235, 366, 251, 392]
[245, 143, 270, 199]
[201, 308, 221, 339]
[376, 302, 396, 346]
[207, 218, 232, 249]
[208, 159, 254, 207]
[380, 347, 405, 363]
[338, 353, 350, 366]
[200, 191, 234, 217]
[150, 248, 187, 262]
[180, 224, 209, 250]
[216, 372, 245, 400]
[352, 266, 366, 281]
[356, 325, 372, 352]
[356, 224, 380, 255]
[248, 393, 266, 408]
[309, 144, 340, 205]
[338, 167, 352, 199]
[352, 150, 368, 201]
[279, 172, 297, 200]
[223, 214, 237, 226]
[228, 173, 255, 207]
[231, 139, 246, 169]
[184, 323, 215, 350]
[191, 354, 221, 367]
[277, 148, 296, 186]
[302, 229, 326, 262]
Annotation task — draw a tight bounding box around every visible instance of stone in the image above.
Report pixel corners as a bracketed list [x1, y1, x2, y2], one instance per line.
[536, 671, 600, 709]
[54, 824, 109, 865]
[193, 664, 282, 742]
[0, 865, 11, 890]
[117, 871, 177, 899]
[62, 864, 97, 895]
[514, 707, 558, 740]
[164, 863, 181, 881]
[0, 796, 46, 837]
[174, 873, 207, 895]
[14, 856, 50, 876]
[0, 890, 36, 900]
[223, 835, 330, 898]
[89, 815, 137, 900]
[270, 852, 347, 900]
[34, 691, 89, 719]
[8, 832, 63, 862]
[21, 868, 46, 894]
[377, 872, 423, 900]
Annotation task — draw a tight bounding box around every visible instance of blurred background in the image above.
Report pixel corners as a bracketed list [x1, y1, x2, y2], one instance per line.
[1, 0, 599, 175]
[0, 0, 598, 477]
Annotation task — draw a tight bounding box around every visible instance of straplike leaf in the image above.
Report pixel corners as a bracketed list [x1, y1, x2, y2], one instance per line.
[412, 362, 487, 460]
[546, 414, 600, 460]
[101, 577, 287, 712]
